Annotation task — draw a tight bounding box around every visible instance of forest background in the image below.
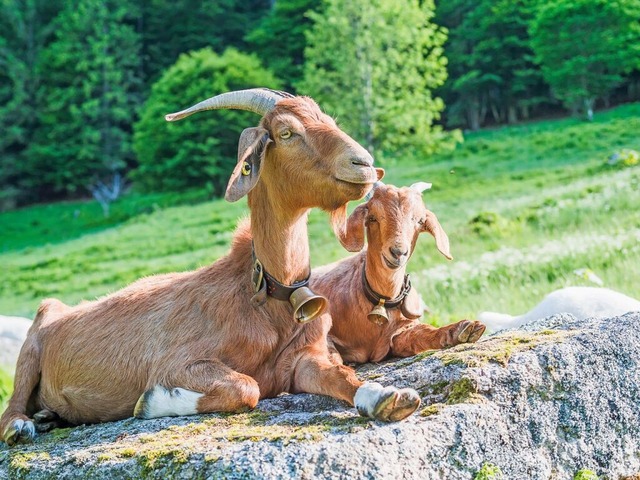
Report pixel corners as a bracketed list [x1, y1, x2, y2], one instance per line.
[0, 0, 639, 325]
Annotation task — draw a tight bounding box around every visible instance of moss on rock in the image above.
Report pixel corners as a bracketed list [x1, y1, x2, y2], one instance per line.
[474, 462, 504, 480]
[434, 329, 574, 368]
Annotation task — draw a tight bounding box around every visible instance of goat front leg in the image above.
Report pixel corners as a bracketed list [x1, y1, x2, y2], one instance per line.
[1, 337, 41, 446]
[292, 347, 420, 422]
[391, 320, 486, 357]
[134, 359, 260, 419]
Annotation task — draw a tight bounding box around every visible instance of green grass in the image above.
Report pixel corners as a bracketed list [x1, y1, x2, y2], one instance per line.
[1, 103, 639, 323]
[0, 369, 13, 413]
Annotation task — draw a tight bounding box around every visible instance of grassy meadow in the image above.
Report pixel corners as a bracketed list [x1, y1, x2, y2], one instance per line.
[1, 103, 639, 328]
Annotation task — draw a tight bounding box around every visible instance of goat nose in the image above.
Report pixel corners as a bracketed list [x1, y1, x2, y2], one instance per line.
[389, 246, 408, 259]
[350, 156, 373, 168]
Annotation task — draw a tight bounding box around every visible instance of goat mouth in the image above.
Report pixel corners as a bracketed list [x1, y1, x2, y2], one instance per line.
[334, 166, 378, 185]
[382, 255, 402, 270]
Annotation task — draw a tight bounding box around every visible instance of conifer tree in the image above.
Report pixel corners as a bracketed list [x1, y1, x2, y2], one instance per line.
[27, 0, 143, 199]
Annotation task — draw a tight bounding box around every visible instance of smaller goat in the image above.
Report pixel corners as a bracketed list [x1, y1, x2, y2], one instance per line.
[311, 183, 485, 364]
[479, 286, 640, 332]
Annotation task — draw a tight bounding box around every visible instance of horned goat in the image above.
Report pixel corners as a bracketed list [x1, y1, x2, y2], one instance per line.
[311, 183, 486, 364]
[479, 286, 640, 332]
[1, 89, 421, 446]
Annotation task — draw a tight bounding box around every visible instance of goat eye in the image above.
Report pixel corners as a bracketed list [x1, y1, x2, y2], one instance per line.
[280, 130, 292, 139]
[418, 218, 425, 226]
[367, 215, 377, 223]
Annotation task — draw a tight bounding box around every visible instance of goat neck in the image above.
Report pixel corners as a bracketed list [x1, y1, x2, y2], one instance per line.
[364, 249, 409, 300]
[248, 181, 310, 285]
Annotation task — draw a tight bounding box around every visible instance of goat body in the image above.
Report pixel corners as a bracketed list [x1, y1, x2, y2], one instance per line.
[1, 91, 420, 446]
[479, 286, 640, 332]
[311, 184, 485, 364]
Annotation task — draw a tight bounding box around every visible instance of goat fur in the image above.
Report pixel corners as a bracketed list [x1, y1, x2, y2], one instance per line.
[311, 184, 486, 364]
[1, 93, 421, 446]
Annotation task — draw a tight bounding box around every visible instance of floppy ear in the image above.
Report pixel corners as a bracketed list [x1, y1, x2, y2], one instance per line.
[422, 209, 452, 260]
[225, 127, 272, 202]
[330, 203, 369, 252]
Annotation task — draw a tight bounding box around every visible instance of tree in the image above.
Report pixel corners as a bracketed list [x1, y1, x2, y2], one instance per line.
[436, 0, 547, 130]
[529, 0, 640, 120]
[140, 0, 270, 86]
[298, 0, 457, 155]
[245, 0, 321, 90]
[132, 48, 281, 194]
[0, 0, 63, 207]
[24, 0, 143, 201]
[23, 0, 141, 198]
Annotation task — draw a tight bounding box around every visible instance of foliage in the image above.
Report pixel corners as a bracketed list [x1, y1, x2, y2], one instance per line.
[473, 462, 504, 480]
[2, 102, 639, 321]
[437, 0, 547, 129]
[299, 0, 457, 155]
[607, 148, 639, 168]
[246, 0, 320, 91]
[529, 0, 640, 119]
[141, 0, 270, 86]
[132, 47, 281, 194]
[0, 0, 63, 206]
[0, 369, 13, 413]
[24, 0, 143, 201]
[573, 469, 599, 480]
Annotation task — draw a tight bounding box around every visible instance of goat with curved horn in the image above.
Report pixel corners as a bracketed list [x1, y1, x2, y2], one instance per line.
[165, 88, 290, 122]
[1, 88, 420, 448]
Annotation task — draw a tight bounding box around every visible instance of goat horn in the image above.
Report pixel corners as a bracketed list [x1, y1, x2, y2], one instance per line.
[165, 88, 290, 122]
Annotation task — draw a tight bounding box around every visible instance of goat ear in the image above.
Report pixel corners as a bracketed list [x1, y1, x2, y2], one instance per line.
[330, 203, 368, 252]
[225, 127, 272, 202]
[410, 182, 432, 193]
[422, 210, 452, 260]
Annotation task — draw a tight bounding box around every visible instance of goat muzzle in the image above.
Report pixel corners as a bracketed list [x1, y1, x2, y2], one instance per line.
[289, 287, 328, 324]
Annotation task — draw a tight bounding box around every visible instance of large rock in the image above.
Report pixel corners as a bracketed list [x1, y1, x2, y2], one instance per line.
[1, 313, 639, 479]
[0, 315, 31, 369]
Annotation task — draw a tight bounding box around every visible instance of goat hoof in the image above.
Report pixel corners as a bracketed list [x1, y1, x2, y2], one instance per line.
[35, 421, 61, 433]
[3, 417, 36, 446]
[451, 320, 486, 345]
[467, 321, 486, 343]
[355, 383, 420, 422]
[33, 409, 59, 423]
[372, 387, 421, 422]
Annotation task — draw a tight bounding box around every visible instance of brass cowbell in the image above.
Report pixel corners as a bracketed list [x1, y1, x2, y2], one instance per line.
[368, 298, 389, 325]
[289, 287, 328, 323]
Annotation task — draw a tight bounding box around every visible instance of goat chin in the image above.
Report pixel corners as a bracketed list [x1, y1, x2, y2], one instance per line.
[479, 286, 640, 332]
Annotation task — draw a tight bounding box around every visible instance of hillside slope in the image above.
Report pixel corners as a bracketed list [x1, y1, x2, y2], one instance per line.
[1, 103, 639, 322]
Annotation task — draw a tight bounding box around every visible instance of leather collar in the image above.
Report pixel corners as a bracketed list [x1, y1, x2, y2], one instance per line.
[361, 262, 412, 309]
[251, 247, 310, 302]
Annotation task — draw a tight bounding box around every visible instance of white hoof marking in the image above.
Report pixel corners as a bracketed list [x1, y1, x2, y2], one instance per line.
[135, 386, 204, 419]
[354, 382, 392, 417]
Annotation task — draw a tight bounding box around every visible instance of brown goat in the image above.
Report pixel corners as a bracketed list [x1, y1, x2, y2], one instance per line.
[1, 89, 421, 446]
[311, 183, 486, 364]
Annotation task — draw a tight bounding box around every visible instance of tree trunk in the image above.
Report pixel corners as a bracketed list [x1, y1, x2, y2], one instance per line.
[584, 98, 594, 122]
[467, 103, 480, 131]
